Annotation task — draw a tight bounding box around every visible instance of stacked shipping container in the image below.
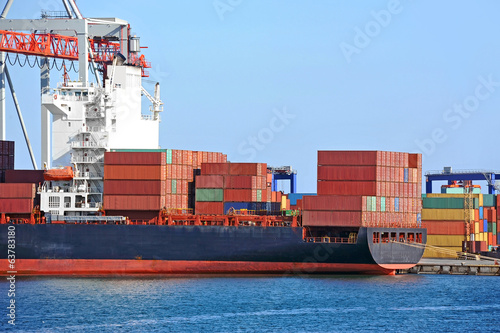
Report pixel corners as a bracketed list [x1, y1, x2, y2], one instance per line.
[0, 140, 15, 183]
[195, 162, 282, 215]
[302, 151, 422, 227]
[421, 192, 499, 258]
[0, 183, 36, 213]
[103, 150, 227, 216]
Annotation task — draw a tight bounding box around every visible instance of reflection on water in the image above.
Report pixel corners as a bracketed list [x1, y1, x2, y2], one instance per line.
[0, 275, 499, 332]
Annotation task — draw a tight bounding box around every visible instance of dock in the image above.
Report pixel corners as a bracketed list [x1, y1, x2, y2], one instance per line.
[404, 258, 500, 276]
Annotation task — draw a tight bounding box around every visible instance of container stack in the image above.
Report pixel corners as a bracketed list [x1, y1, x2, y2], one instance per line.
[0, 140, 15, 183]
[0, 183, 36, 214]
[165, 150, 226, 210]
[104, 151, 167, 218]
[302, 151, 422, 227]
[421, 192, 498, 257]
[104, 149, 227, 215]
[194, 162, 282, 215]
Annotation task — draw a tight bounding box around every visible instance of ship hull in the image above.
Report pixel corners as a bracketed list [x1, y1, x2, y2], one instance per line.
[0, 224, 425, 276]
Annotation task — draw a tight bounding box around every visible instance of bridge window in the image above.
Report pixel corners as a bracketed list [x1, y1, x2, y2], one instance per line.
[373, 232, 380, 244]
[381, 233, 389, 243]
[391, 232, 397, 242]
[48, 196, 60, 208]
[408, 233, 415, 242]
[399, 233, 406, 242]
[416, 233, 422, 243]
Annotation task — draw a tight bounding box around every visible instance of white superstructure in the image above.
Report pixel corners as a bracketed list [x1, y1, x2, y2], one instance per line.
[39, 63, 161, 216]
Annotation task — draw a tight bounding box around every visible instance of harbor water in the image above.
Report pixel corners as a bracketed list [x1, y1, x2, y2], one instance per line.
[1, 275, 499, 332]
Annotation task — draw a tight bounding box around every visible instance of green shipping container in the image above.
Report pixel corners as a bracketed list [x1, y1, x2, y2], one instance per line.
[494, 223, 497, 235]
[488, 222, 493, 233]
[366, 196, 372, 211]
[483, 194, 496, 207]
[371, 197, 376, 212]
[171, 179, 177, 194]
[442, 187, 481, 194]
[422, 197, 480, 209]
[166, 149, 173, 164]
[196, 188, 224, 202]
[381, 197, 386, 212]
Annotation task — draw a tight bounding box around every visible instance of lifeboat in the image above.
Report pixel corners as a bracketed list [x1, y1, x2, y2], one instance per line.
[43, 166, 74, 181]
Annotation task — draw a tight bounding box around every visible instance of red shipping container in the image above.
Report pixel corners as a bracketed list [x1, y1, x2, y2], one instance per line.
[196, 175, 224, 188]
[0, 198, 34, 213]
[302, 210, 362, 227]
[103, 180, 165, 195]
[317, 181, 377, 196]
[229, 163, 266, 176]
[224, 175, 255, 189]
[201, 163, 229, 175]
[224, 189, 255, 202]
[296, 199, 303, 210]
[195, 202, 224, 215]
[317, 151, 378, 166]
[104, 195, 165, 211]
[104, 165, 166, 180]
[0, 183, 36, 198]
[421, 220, 466, 235]
[105, 152, 166, 165]
[302, 195, 363, 211]
[317, 165, 378, 181]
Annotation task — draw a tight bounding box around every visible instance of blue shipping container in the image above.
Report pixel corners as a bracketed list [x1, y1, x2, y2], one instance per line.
[404, 168, 409, 183]
[479, 207, 484, 220]
[484, 219, 488, 233]
[288, 193, 316, 206]
[395, 198, 400, 212]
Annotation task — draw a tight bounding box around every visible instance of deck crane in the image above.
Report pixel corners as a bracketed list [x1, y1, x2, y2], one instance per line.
[0, 0, 163, 218]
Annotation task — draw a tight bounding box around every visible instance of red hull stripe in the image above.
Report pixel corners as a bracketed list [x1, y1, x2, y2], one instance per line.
[1, 259, 401, 276]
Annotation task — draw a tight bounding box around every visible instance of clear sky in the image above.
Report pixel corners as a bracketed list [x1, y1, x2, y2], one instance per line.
[3, 0, 500, 193]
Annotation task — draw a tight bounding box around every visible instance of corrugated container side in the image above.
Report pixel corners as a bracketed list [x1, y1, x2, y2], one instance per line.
[195, 188, 224, 202]
[317, 166, 377, 181]
[0, 198, 34, 213]
[104, 152, 165, 165]
[421, 220, 466, 235]
[201, 163, 229, 175]
[195, 202, 224, 215]
[4, 170, 45, 184]
[229, 163, 267, 176]
[318, 151, 378, 166]
[224, 175, 255, 189]
[0, 183, 36, 198]
[426, 234, 465, 247]
[421, 208, 474, 221]
[302, 210, 362, 227]
[103, 180, 165, 195]
[224, 189, 256, 202]
[317, 181, 376, 196]
[104, 165, 166, 180]
[195, 175, 224, 188]
[103, 195, 165, 211]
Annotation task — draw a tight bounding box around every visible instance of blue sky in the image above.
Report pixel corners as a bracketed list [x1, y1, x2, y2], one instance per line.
[3, 0, 500, 193]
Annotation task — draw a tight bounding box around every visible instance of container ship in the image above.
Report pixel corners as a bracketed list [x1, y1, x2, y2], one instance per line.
[0, 2, 426, 276]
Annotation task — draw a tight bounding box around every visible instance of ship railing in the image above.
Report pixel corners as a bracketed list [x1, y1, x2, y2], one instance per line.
[362, 221, 423, 228]
[304, 237, 356, 244]
[141, 114, 153, 120]
[71, 141, 105, 148]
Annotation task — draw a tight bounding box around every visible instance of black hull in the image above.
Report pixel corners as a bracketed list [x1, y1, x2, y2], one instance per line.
[0, 224, 426, 275]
